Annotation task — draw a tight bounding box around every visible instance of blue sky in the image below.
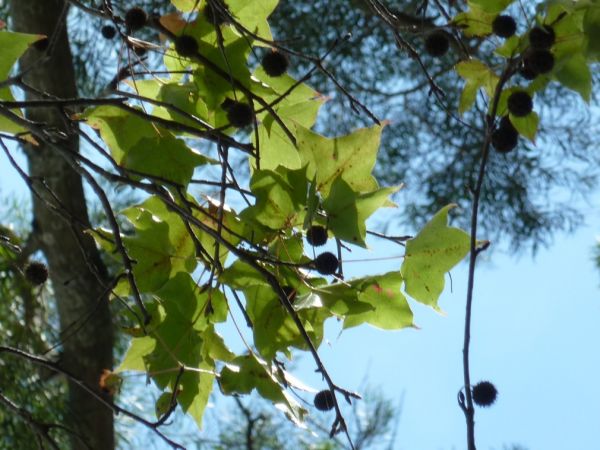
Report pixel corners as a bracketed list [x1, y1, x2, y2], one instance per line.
[2, 142, 599, 450]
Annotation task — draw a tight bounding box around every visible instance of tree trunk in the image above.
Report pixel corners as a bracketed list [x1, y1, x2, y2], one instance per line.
[9, 1, 115, 449]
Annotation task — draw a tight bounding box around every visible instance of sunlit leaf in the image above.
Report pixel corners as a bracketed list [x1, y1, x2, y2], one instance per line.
[401, 205, 470, 308]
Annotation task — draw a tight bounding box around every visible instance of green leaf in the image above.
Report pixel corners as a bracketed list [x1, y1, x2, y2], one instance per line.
[122, 278, 219, 428]
[297, 125, 383, 195]
[494, 35, 521, 57]
[549, 3, 586, 61]
[116, 336, 157, 372]
[243, 285, 327, 359]
[219, 259, 271, 289]
[84, 105, 159, 162]
[112, 198, 197, 293]
[220, 354, 306, 425]
[170, 0, 199, 12]
[509, 111, 539, 142]
[453, 4, 496, 37]
[192, 197, 248, 267]
[124, 136, 212, 185]
[121, 211, 175, 293]
[252, 69, 324, 172]
[155, 272, 210, 331]
[0, 31, 45, 134]
[227, 0, 279, 42]
[155, 392, 175, 419]
[310, 281, 373, 317]
[555, 53, 592, 102]
[401, 205, 470, 308]
[584, 4, 600, 59]
[469, 0, 514, 13]
[322, 177, 398, 247]
[456, 59, 499, 114]
[343, 272, 414, 330]
[178, 368, 215, 429]
[241, 166, 308, 229]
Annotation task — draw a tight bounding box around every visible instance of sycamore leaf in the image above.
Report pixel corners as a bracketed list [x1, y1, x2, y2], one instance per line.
[453, 4, 496, 37]
[241, 166, 308, 229]
[455, 59, 499, 114]
[220, 354, 307, 425]
[297, 125, 383, 195]
[401, 205, 470, 308]
[510, 111, 539, 142]
[0, 31, 45, 134]
[243, 285, 327, 360]
[170, 0, 199, 12]
[555, 53, 592, 102]
[323, 176, 398, 247]
[344, 272, 414, 330]
[310, 273, 413, 330]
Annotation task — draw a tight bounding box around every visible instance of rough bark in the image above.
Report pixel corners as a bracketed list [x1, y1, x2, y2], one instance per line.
[9, 1, 115, 449]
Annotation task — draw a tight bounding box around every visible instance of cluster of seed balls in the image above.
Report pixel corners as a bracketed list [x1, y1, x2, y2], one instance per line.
[423, 15, 557, 155]
[491, 15, 556, 154]
[100, 5, 290, 131]
[279, 224, 339, 414]
[218, 48, 289, 128]
[302, 225, 343, 412]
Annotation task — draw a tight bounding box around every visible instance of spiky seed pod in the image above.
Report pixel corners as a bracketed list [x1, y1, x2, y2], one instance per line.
[314, 390, 335, 411]
[492, 15, 516, 38]
[306, 225, 328, 247]
[125, 7, 147, 31]
[226, 102, 253, 128]
[221, 98, 235, 111]
[281, 285, 297, 303]
[314, 252, 339, 275]
[527, 49, 554, 74]
[519, 57, 538, 80]
[529, 25, 555, 49]
[175, 35, 198, 57]
[24, 261, 49, 286]
[507, 91, 533, 117]
[492, 116, 518, 153]
[424, 31, 449, 57]
[472, 381, 498, 407]
[101, 25, 117, 39]
[261, 50, 289, 77]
